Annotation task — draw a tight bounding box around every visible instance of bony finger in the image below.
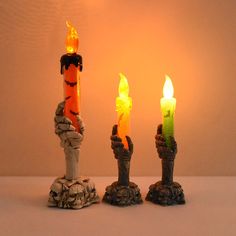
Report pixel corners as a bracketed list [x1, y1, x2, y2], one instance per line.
[57, 123, 75, 131]
[76, 115, 85, 134]
[55, 116, 72, 125]
[170, 136, 177, 152]
[126, 136, 133, 153]
[157, 124, 163, 135]
[55, 101, 65, 116]
[110, 135, 122, 142]
[156, 134, 165, 142]
[111, 141, 124, 149]
[156, 139, 167, 146]
[112, 125, 118, 136]
[65, 131, 81, 139]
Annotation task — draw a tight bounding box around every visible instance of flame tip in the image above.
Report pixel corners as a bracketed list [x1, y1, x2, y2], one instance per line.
[65, 21, 79, 53]
[163, 75, 174, 98]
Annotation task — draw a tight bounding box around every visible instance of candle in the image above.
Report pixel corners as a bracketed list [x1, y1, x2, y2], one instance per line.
[60, 21, 83, 132]
[160, 75, 176, 148]
[116, 73, 132, 149]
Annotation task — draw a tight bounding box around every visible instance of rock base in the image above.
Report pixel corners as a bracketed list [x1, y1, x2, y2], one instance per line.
[103, 181, 143, 206]
[146, 181, 185, 206]
[48, 177, 99, 209]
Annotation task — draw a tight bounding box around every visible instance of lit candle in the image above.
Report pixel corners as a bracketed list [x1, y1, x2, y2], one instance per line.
[116, 73, 132, 149]
[160, 75, 176, 148]
[60, 21, 83, 132]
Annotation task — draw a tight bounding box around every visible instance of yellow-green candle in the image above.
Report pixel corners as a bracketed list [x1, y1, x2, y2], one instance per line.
[160, 75, 176, 148]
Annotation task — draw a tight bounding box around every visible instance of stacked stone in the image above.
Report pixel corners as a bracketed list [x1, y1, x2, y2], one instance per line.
[48, 177, 99, 209]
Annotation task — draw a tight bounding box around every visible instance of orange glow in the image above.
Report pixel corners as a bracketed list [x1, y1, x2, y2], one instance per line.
[116, 73, 132, 149]
[163, 75, 174, 99]
[66, 21, 79, 54]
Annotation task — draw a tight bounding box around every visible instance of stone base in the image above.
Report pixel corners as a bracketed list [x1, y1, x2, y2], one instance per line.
[146, 181, 185, 206]
[48, 177, 99, 209]
[103, 181, 143, 206]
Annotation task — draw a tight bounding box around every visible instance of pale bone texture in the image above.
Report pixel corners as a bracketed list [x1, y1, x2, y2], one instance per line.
[48, 177, 99, 209]
[55, 101, 85, 180]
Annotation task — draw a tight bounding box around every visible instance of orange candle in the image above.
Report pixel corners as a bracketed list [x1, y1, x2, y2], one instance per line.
[60, 21, 83, 132]
[116, 73, 132, 149]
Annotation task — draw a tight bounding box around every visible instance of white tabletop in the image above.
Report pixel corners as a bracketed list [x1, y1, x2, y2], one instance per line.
[0, 177, 235, 236]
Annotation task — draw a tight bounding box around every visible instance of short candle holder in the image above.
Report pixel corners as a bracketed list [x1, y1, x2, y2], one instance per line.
[146, 125, 185, 206]
[103, 125, 142, 206]
[48, 102, 99, 209]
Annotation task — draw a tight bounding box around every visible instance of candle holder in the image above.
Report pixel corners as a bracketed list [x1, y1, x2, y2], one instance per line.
[103, 125, 142, 206]
[146, 124, 185, 206]
[48, 102, 99, 209]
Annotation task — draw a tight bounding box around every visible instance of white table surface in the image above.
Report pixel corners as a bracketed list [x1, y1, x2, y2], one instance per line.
[0, 177, 235, 236]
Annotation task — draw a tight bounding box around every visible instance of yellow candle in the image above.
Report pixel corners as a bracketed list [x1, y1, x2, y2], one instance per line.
[116, 73, 132, 149]
[160, 75, 176, 148]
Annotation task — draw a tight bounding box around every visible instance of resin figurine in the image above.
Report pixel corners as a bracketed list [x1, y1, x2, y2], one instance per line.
[146, 124, 185, 206]
[103, 125, 142, 206]
[48, 102, 99, 209]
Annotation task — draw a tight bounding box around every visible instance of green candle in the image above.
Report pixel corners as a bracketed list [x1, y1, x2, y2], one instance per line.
[160, 75, 176, 148]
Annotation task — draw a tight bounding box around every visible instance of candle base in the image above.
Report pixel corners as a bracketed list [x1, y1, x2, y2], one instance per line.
[146, 181, 185, 206]
[48, 176, 99, 209]
[103, 181, 142, 206]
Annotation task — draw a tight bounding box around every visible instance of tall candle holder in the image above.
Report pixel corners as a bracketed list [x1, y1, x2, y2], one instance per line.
[146, 125, 185, 206]
[103, 125, 142, 206]
[48, 27, 99, 209]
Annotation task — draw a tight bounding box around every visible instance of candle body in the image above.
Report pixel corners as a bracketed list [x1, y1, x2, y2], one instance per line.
[116, 96, 132, 149]
[63, 64, 80, 132]
[160, 97, 176, 148]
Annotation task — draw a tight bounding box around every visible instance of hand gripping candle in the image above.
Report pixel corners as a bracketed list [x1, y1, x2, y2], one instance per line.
[116, 73, 132, 149]
[60, 21, 83, 132]
[160, 75, 176, 148]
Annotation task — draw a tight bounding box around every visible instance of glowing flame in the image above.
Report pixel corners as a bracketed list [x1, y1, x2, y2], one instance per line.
[119, 73, 129, 97]
[163, 75, 174, 98]
[66, 21, 79, 53]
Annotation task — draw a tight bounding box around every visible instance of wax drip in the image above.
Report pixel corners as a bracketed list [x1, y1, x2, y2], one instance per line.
[60, 53, 83, 74]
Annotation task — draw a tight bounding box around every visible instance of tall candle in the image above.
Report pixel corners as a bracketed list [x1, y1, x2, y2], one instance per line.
[116, 73, 132, 149]
[160, 75, 176, 148]
[60, 21, 83, 132]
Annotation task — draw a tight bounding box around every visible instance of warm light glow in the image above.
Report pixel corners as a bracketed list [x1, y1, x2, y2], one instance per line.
[163, 75, 174, 98]
[66, 21, 79, 53]
[118, 73, 129, 97]
[116, 73, 132, 149]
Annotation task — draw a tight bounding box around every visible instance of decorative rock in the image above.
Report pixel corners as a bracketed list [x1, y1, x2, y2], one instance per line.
[103, 181, 142, 206]
[146, 181, 185, 206]
[48, 177, 99, 209]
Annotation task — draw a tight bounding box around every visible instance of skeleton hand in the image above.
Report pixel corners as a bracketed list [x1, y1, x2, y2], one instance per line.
[55, 101, 84, 149]
[110, 125, 133, 161]
[155, 124, 177, 160]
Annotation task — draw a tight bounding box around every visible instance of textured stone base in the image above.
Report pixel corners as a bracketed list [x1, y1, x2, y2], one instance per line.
[48, 177, 99, 209]
[146, 181, 185, 206]
[103, 181, 143, 206]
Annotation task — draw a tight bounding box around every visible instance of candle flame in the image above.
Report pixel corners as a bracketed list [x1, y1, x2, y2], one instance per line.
[66, 21, 79, 54]
[163, 75, 174, 98]
[118, 73, 129, 97]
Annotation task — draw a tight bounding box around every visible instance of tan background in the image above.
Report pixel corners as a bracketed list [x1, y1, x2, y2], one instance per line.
[0, 0, 235, 176]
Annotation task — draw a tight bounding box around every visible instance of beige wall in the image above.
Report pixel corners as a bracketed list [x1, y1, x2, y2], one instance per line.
[0, 0, 236, 176]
